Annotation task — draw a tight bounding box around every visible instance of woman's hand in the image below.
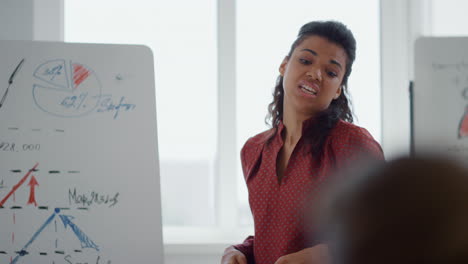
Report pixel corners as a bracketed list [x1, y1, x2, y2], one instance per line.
[274, 244, 329, 264]
[221, 245, 248, 264]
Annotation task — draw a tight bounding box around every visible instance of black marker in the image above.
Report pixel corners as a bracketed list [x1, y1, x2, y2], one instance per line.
[0, 58, 25, 108]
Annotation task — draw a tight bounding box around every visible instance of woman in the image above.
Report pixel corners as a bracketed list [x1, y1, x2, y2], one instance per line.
[221, 20, 384, 264]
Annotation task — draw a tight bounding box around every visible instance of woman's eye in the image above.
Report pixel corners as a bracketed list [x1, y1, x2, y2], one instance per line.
[327, 71, 338, 77]
[299, 58, 311, 65]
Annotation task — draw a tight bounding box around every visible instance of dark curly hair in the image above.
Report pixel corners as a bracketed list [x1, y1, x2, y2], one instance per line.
[266, 20, 357, 159]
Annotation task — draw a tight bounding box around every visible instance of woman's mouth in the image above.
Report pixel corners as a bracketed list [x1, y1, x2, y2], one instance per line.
[299, 84, 318, 95]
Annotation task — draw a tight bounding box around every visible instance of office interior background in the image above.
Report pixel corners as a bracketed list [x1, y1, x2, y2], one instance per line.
[1, 0, 468, 263]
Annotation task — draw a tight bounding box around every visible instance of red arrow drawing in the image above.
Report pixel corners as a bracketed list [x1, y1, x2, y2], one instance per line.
[27, 176, 39, 206]
[0, 163, 39, 207]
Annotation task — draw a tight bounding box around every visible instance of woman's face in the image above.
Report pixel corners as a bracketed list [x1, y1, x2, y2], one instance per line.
[280, 35, 347, 118]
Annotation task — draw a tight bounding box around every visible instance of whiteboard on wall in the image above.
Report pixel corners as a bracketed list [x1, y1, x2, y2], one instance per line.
[414, 37, 468, 161]
[0, 40, 163, 264]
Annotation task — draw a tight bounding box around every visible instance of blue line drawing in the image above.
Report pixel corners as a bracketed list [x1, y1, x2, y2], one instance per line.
[96, 95, 136, 119]
[11, 208, 60, 264]
[59, 215, 100, 251]
[31, 83, 74, 94]
[32, 84, 98, 118]
[9, 208, 100, 264]
[33, 59, 70, 90]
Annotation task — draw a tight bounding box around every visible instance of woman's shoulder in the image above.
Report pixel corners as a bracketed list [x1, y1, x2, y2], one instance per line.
[331, 120, 376, 140]
[329, 120, 384, 160]
[240, 128, 276, 180]
[243, 127, 276, 149]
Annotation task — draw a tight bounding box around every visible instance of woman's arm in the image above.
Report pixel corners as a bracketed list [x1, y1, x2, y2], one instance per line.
[274, 244, 329, 264]
[221, 245, 248, 264]
[221, 236, 254, 264]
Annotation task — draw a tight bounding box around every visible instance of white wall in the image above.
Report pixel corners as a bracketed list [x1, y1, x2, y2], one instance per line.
[0, 0, 34, 40]
[380, 0, 430, 159]
[0, 0, 63, 41]
[33, 0, 64, 41]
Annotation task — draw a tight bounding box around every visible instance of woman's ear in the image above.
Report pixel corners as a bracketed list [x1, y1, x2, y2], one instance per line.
[334, 86, 342, 99]
[279, 56, 289, 77]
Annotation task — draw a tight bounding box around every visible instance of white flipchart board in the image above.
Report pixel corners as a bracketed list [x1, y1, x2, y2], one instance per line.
[0, 40, 163, 264]
[414, 37, 468, 162]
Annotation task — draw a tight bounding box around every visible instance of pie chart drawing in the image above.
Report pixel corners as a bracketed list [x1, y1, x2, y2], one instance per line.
[32, 59, 102, 117]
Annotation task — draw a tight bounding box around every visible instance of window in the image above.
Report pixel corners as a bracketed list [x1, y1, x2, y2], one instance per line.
[65, 0, 218, 230]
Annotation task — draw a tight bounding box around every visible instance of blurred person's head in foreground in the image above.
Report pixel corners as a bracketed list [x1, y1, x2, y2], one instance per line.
[320, 155, 468, 264]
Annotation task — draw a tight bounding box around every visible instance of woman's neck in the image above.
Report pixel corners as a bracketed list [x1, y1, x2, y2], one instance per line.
[282, 108, 314, 147]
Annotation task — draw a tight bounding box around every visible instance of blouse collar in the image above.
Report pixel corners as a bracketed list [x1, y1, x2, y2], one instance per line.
[277, 115, 318, 137]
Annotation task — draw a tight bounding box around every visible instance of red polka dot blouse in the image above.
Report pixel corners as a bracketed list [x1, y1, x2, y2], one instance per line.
[234, 119, 384, 264]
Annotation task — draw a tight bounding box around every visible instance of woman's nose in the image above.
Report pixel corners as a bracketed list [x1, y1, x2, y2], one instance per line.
[306, 68, 322, 82]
